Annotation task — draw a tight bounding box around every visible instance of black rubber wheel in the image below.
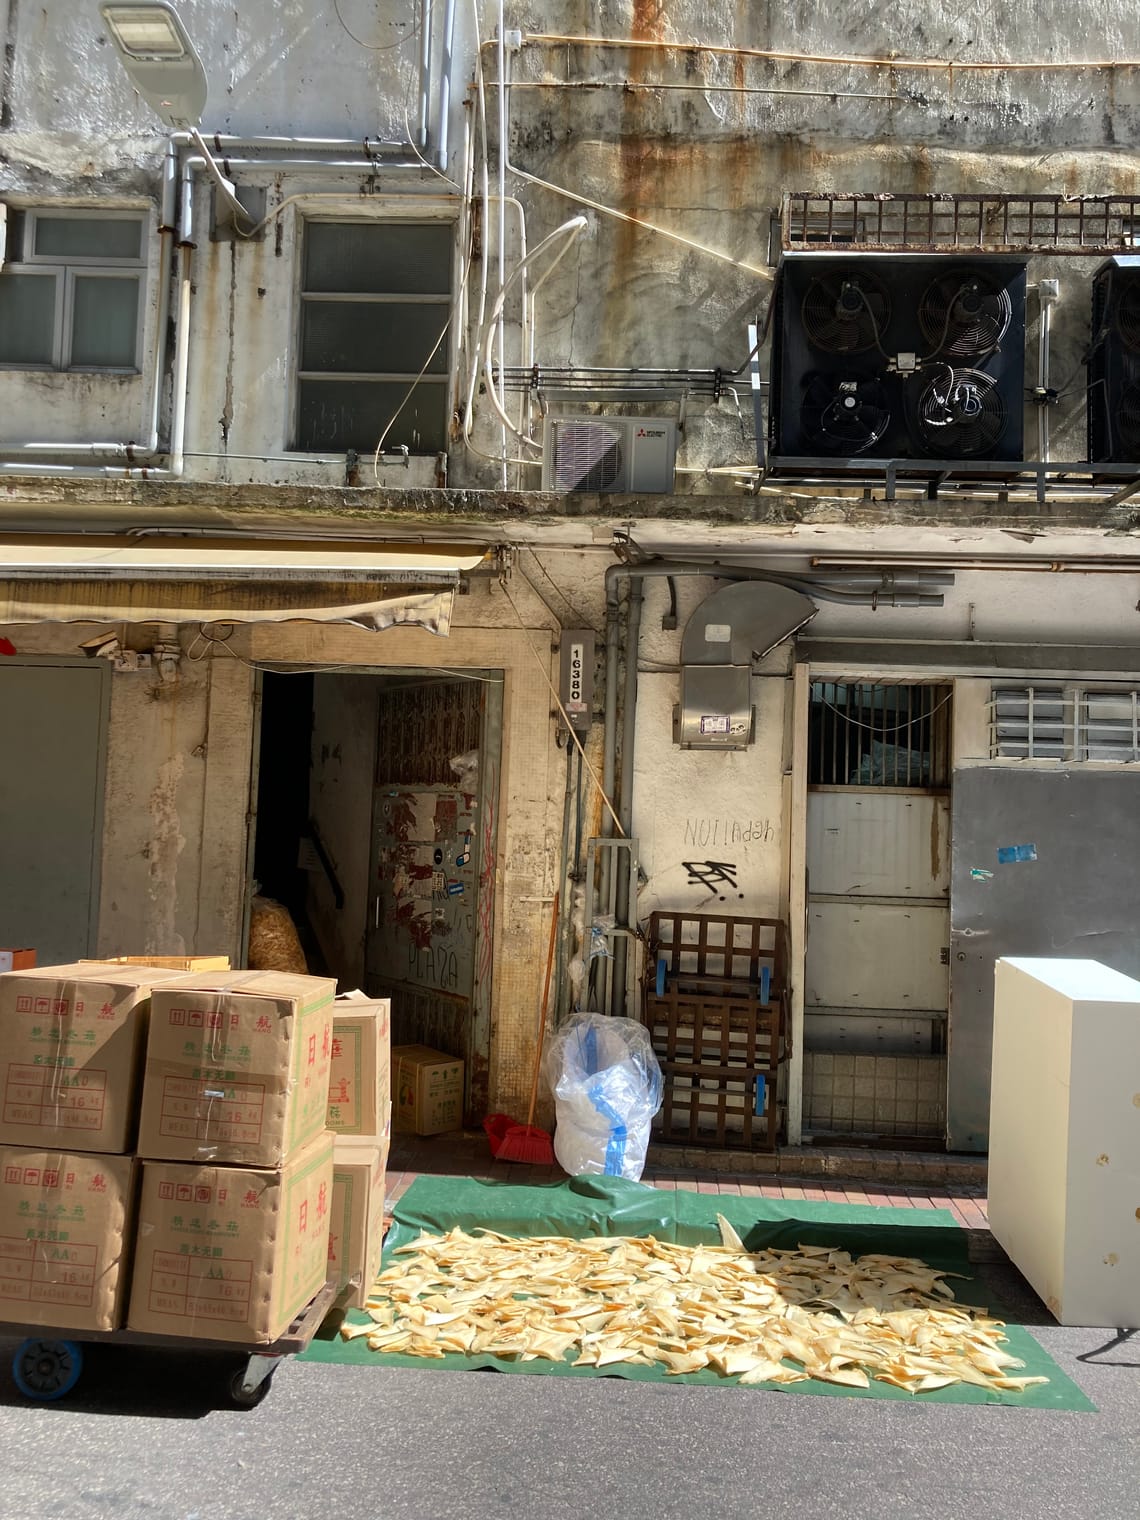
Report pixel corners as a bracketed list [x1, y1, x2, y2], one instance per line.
[229, 1364, 274, 1407]
[12, 1338, 84, 1401]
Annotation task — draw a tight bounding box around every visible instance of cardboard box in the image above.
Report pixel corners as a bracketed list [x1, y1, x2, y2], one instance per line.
[0, 951, 36, 974]
[329, 1132, 389, 1308]
[137, 970, 336, 1167]
[0, 1147, 137, 1332]
[0, 962, 192, 1154]
[393, 1045, 464, 1136]
[327, 998, 390, 1139]
[84, 956, 232, 972]
[127, 1130, 334, 1345]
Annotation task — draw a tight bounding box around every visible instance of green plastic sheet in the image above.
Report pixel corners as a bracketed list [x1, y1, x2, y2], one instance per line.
[301, 1174, 1094, 1411]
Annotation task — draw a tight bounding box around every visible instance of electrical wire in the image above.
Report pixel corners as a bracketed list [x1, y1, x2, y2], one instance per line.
[369, 311, 454, 482]
[526, 549, 602, 634]
[331, 0, 422, 53]
[817, 689, 954, 734]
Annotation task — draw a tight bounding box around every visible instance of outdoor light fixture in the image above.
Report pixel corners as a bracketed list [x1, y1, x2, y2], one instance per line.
[99, 1, 252, 226]
[100, 2, 207, 128]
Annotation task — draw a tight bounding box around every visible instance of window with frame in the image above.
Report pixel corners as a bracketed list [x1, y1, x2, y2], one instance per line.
[0, 209, 147, 372]
[294, 220, 452, 455]
[990, 683, 1140, 762]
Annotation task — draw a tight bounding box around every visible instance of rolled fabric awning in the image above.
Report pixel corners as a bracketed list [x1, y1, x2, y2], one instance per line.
[0, 538, 488, 636]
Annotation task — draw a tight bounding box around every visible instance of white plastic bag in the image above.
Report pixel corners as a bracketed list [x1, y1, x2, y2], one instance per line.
[544, 1013, 663, 1181]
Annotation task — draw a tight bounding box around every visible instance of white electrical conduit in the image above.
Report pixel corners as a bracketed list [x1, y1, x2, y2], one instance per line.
[496, 1, 509, 484]
[476, 217, 589, 446]
[511, 32, 1140, 76]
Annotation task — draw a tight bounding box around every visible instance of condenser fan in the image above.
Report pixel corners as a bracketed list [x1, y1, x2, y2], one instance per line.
[1116, 383, 1140, 453]
[552, 420, 624, 491]
[801, 373, 891, 454]
[914, 366, 1006, 457]
[801, 270, 891, 355]
[1115, 280, 1140, 352]
[918, 271, 1012, 359]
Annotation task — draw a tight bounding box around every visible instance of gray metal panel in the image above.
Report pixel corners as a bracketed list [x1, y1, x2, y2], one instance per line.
[948, 766, 1140, 1152]
[801, 640, 1140, 677]
[0, 658, 108, 962]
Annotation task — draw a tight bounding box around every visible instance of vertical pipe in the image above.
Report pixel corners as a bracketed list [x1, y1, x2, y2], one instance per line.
[496, 8, 508, 485]
[436, 0, 457, 171]
[168, 242, 193, 478]
[613, 574, 644, 1018]
[1037, 279, 1059, 463]
[418, 0, 434, 151]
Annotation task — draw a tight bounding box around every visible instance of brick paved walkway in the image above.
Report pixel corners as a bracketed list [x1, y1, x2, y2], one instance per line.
[386, 1131, 991, 1234]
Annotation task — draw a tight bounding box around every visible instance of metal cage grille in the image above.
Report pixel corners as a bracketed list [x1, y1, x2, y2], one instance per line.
[808, 682, 952, 788]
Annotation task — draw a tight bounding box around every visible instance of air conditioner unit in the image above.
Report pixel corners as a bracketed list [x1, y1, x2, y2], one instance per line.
[768, 256, 1028, 468]
[542, 416, 677, 493]
[1088, 255, 1140, 464]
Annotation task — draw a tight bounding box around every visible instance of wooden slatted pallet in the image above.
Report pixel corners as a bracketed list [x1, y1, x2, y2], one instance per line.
[642, 912, 789, 1152]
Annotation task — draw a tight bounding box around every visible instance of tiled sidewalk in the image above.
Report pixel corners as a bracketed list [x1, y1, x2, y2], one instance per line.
[386, 1131, 991, 1235]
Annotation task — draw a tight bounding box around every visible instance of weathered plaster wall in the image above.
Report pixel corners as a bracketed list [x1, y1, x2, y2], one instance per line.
[6, 2, 1139, 487]
[0, 617, 253, 960]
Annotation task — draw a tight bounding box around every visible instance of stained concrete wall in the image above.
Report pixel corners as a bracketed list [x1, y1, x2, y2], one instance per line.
[5, 3, 1140, 486]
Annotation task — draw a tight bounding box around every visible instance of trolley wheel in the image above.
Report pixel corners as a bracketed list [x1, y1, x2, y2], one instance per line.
[228, 1360, 276, 1408]
[12, 1338, 84, 1402]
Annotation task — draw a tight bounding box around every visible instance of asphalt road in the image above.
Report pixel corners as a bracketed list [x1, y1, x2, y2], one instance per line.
[0, 1264, 1135, 1520]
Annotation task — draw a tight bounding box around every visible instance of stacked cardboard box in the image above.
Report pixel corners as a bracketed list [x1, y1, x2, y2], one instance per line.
[393, 1044, 464, 1136]
[328, 995, 391, 1308]
[0, 962, 339, 1345]
[0, 962, 195, 1331]
[130, 970, 337, 1343]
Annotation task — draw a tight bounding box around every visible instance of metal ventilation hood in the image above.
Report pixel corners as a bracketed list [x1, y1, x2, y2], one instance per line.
[677, 581, 817, 749]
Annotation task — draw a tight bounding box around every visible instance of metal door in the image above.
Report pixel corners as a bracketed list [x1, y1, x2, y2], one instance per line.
[806, 789, 950, 1048]
[0, 659, 109, 962]
[365, 677, 502, 1121]
[948, 766, 1140, 1152]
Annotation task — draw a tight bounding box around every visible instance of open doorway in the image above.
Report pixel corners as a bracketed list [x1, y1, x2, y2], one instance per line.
[249, 667, 502, 1122]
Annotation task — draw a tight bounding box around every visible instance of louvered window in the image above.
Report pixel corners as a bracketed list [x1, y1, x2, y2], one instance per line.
[990, 684, 1140, 762]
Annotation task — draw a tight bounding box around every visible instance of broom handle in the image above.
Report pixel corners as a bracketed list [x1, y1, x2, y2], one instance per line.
[526, 889, 560, 1129]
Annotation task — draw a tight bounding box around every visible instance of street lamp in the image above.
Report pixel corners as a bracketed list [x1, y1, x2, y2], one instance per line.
[99, 1, 252, 227]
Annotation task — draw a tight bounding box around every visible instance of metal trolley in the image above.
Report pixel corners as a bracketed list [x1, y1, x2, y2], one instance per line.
[4, 1279, 338, 1407]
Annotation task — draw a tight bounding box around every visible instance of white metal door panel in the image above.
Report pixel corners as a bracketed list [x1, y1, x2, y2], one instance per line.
[806, 901, 949, 1012]
[807, 790, 949, 898]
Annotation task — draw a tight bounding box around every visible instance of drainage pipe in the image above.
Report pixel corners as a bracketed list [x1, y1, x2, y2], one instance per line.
[436, 0, 458, 172]
[1037, 279, 1060, 464]
[418, 0, 434, 152]
[610, 573, 644, 1019]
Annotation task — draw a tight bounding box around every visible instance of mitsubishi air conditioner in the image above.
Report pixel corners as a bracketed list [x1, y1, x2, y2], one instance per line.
[542, 416, 677, 493]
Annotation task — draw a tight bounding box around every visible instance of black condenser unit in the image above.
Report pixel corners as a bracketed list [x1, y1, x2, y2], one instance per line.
[769, 256, 1028, 466]
[1088, 255, 1140, 464]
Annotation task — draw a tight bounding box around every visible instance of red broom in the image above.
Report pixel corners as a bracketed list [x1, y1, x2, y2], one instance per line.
[483, 890, 559, 1165]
